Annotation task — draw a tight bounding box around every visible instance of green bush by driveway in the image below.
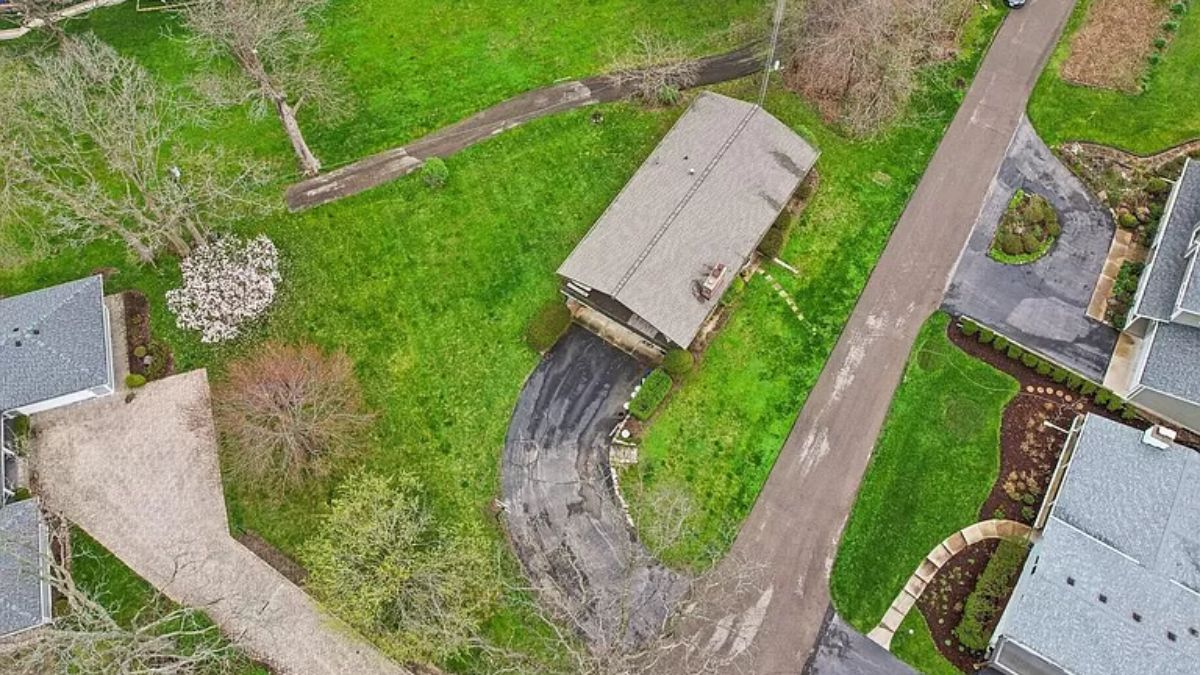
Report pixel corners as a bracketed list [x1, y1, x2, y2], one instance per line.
[829, 312, 1018, 632]
[1028, 0, 1200, 153]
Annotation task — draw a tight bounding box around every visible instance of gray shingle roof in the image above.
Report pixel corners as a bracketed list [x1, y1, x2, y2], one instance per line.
[558, 92, 818, 347]
[994, 415, 1200, 675]
[0, 498, 51, 637]
[1177, 250, 1200, 315]
[0, 276, 111, 412]
[1132, 160, 1200, 323]
[1139, 321, 1200, 405]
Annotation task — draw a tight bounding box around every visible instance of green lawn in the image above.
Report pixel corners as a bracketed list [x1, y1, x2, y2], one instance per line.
[828, 313, 1017, 633]
[1028, 0, 1200, 154]
[621, 4, 1008, 570]
[892, 612, 961, 675]
[70, 530, 267, 674]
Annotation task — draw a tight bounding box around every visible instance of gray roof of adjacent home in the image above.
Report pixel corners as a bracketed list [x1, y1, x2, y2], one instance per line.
[993, 415, 1200, 675]
[558, 92, 818, 347]
[1131, 159, 1200, 323]
[0, 276, 111, 412]
[0, 498, 51, 638]
[1139, 321, 1200, 404]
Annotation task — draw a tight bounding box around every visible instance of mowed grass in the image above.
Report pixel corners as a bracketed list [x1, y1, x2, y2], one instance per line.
[622, 4, 1008, 569]
[828, 312, 1018, 632]
[1028, 0, 1200, 153]
[892, 611, 961, 675]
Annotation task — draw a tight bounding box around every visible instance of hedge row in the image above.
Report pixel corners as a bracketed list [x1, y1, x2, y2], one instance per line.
[958, 318, 1138, 420]
[955, 538, 1029, 651]
[630, 369, 672, 421]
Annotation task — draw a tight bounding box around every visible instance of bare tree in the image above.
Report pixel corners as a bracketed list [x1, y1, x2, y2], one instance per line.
[779, 0, 974, 135]
[179, 0, 336, 177]
[213, 342, 374, 486]
[606, 33, 700, 106]
[0, 34, 268, 263]
[0, 522, 235, 674]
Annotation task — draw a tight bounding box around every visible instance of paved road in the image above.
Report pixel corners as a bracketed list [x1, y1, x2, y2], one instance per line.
[944, 118, 1117, 381]
[31, 372, 407, 675]
[684, 2, 1077, 672]
[500, 327, 687, 652]
[285, 48, 760, 211]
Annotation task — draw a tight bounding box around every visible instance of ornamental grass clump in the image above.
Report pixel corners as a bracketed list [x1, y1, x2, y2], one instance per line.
[166, 235, 280, 343]
[214, 342, 374, 487]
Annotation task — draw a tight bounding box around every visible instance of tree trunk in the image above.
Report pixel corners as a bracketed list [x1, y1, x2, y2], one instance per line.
[274, 96, 321, 178]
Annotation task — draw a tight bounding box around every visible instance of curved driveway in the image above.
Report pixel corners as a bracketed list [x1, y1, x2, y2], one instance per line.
[500, 327, 688, 652]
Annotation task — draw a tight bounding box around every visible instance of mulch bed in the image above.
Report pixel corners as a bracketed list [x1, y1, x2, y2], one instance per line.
[122, 291, 175, 381]
[916, 540, 1000, 672]
[915, 320, 1200, 670]
[1061, 0, 1170, 93]
[235, 530, 309, 586]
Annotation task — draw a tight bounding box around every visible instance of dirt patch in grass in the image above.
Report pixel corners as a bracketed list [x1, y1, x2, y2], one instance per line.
[1061, 0, 1170, 92]
[236, 530, 309, 586]
[916, 539, 998, 672]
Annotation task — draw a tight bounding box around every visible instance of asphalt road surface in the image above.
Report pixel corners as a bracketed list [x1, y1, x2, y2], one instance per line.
[681, 2, 1078, 672]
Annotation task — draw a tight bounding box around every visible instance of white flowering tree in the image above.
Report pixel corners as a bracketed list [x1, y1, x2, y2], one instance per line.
[166, 235, 281, 343]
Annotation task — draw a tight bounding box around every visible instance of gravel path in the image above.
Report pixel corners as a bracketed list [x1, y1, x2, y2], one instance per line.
[500, 327, 688, 652]
[31, 371, 406, 675]
[285, 48, 761, 211]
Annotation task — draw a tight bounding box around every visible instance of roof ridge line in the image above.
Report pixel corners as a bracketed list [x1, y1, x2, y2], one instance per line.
[5, 277, 98, 338]
[611, 102, 762, 296]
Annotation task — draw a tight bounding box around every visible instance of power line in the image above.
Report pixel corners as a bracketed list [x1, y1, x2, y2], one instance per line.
[758, 0, 788, 106]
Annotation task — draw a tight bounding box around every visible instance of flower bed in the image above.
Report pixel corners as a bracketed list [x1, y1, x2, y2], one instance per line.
[989, 190, 1060, 265]
[122, 290, 175, 382]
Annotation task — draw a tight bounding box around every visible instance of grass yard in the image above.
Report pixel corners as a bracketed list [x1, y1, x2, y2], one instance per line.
[892, 612, 961, 675]
[1029, 0, 1200, 153]
[828, 313, 1017, 632]
[621, 5, 1008, 570]
[70, 530, 267, 674]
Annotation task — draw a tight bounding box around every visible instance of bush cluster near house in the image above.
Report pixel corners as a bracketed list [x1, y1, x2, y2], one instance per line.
[954, 538, 1030, 650]
[630, 369, 672, 421]
[1055, 143, 1179, 248]
[989, 190, 1061, 264]
[1106, 260, 1146, 328]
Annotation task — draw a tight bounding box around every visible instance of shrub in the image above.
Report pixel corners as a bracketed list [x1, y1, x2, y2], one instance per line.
[9, 415, 30, 437]
[1052, 368, 1068, 384]
[1081, 381, 1098, 396]
[993, 335, 1010, 352]
[420, 158, 449, 189]
[1147, 177, 1170, 195]
[656, 85, 682, 106]
[1021, 506, 1036, 521]
[955, 539, 1028, 651]
[758, 224, 787, 259]
[144, 339, 174, 381]
[1020, 353, 1038, 368]
[960, 317, 980, 337]
[1095, 389, 1111, 405]
[124, 373, 146, 388]
[1165, 20, 1180, 32]
[214, 342, 374, 487]
[1118, 212, 1138, 229]
[662, 348, 695, 379]
[1035, 361, 1052, 376]
[133, 344, 147, 358]
[978, 328, 995, 345]
[1006, 345, 1022, 360]
[1021, 232, 1042, 254]
[1067, 374, 1083, 391]
[1154, 37, 1168, 50]
[525, 301, 571, 353]
[720, 276, 746, 307]
[1171, 2, 1187, 15]
[1122, 406, 1141, 421]
[999, 233, 1023, 256]
[166, 235, 281, 343]
[303, 472, 495, 664]
[1107, 398, 1125, 413]
[630, 369, 672, 421]
[1046, 219, 1061, 238]
[1149, 53, 1162, 66]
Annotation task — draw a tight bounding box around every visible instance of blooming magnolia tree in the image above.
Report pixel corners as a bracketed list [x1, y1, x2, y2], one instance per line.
[166, 235, 281, 343]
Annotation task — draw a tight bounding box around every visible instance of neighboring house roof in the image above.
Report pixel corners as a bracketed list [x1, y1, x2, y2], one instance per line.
[0, 498, 52, 638]
[558, 92, 818, 347]
[1131, 159, 1200, 323]
[0, 276, 111, 412]
[993, 415, 1200, 675]
[1138, 321, 1200, 405]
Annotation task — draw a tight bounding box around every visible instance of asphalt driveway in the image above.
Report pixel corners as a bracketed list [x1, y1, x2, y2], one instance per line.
[500, 326, 688, 652]
[944, 118, 1118, 381]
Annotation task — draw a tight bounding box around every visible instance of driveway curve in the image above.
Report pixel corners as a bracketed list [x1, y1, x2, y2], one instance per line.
[500, 326, 688, 652]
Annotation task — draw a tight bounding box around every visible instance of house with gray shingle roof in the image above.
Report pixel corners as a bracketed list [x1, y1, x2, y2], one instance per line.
[558, 92, 818, 353]
[0, 498, 52, 639]
[988, 414, 1200, 675]
[1108, 159, 1200, 433]
[2, 275, 115, 502]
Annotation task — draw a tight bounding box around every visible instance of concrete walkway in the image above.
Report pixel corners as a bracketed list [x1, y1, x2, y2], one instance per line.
[285, 48, 761, 211]
[866, 520, 1032, 650]
[677, 2, 1077, 672]
[31, 371, 407, 675]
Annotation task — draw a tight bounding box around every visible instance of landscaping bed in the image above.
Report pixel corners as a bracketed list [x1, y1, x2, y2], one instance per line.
[915, 539, 998, 671]
[122, 290, 175, 385]
[988, 189, 1060, 264]
[1060, 0, 1177, 93]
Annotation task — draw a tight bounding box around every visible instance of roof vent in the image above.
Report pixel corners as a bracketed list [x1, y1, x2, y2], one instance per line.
[1142, 425, 1177, 450]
